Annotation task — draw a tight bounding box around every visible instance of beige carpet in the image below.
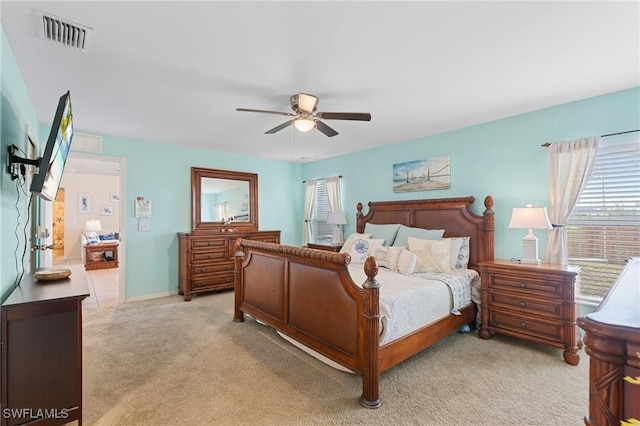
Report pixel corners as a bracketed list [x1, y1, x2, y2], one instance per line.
[82, 291, 589, 425]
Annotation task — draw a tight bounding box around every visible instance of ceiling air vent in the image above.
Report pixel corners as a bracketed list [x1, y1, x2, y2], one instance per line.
[35, 10, 93, 52]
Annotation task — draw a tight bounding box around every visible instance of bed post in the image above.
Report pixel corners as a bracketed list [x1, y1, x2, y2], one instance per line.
[356, 202, 365, 233]
[482, 196, 495, 262]
[359, 256, 382, 409]
[233, 238, 245, 322]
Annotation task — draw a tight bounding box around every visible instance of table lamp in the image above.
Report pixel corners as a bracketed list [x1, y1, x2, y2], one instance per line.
[85, 219, 102, 245]
[326, 211, 347, 245]
[508, 204, 552, 265]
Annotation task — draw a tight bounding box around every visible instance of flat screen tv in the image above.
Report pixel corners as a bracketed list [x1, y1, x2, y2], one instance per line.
[30, 91, 74, 201]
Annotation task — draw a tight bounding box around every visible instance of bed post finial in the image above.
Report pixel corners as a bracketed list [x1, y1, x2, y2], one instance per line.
[233, 238, 246, 323]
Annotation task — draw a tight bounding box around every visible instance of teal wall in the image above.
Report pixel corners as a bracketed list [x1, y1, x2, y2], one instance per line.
[1, 26, 41, 302]
[301, 87, 640, 262]
[84, 136, 301, 299]
[2, 23, 639, 300]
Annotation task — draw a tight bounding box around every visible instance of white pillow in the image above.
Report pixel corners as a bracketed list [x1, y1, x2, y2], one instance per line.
[373, 246, 404, 270]
[455, 237, 471, 269]
[349, 238, 385, 264]
[445, 237, 464, 269]
[340, 233, 372, 253]
[397, 249, 417, 275]
[408, 237, 452, 274]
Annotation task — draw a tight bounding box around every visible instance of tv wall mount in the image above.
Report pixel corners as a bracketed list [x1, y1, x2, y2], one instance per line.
[7, 144, 41, 181]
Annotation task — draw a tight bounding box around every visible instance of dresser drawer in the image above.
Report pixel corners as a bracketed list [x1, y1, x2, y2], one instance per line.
[191, 238, 226, 250]
[191, 262, 234, 276]
[191, 250, 227, 263]
[490, 310, 563, 343]
[489, 291, 563, 320]
[487, 274, 564, 299]
[191, 272, 235, 289]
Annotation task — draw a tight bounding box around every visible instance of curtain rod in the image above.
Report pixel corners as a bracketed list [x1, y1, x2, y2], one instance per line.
[541, 129, 639, 147]
[302, 175, 342, 183]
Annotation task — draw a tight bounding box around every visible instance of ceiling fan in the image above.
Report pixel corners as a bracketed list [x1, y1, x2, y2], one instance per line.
[236, 93, 371, 137]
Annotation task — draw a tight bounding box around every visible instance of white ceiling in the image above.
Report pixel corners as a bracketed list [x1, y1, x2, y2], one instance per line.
[2, 1, 639, 163]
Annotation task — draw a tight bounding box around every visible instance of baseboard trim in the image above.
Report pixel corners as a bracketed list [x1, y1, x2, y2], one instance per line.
[125, 289, 179, 303]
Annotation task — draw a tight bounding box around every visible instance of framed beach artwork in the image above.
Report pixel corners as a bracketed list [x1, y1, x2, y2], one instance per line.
[101, 206, 114, 216]
[110, 192, 120, 203]
[393, 156, 451, 193]
[79, 193, 90, 213]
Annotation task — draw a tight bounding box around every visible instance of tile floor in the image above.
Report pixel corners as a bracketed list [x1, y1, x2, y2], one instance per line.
[53, 256, 120, 310]
[82, 267, 120, 310]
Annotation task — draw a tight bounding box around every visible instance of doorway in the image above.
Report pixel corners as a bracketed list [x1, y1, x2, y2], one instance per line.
[46, 153, 127, 304]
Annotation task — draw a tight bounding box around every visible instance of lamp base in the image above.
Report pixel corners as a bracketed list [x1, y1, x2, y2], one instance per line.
[331, 226, 343, 246]
[520, 233, 541, 265]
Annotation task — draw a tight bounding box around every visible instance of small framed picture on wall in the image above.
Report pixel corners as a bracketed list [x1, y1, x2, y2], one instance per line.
[79, 193, 90, 213]
[110, 193, 120, 203]
[101, 206, 114, 216]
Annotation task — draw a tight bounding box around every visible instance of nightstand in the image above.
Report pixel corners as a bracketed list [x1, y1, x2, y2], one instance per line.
[306, 242, 343, 252]
[478, 259, 581, 365]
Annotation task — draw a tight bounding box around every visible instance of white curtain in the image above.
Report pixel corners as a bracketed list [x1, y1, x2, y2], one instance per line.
[546, 136, 599, 265]
[215, 202, 229, 222]
[303, 180, 317, 245]
[325, 176, 343, 213]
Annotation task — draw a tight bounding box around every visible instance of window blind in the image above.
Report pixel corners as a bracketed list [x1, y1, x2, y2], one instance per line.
[310, 179, 334, 243]
[567, 134, 640, 299]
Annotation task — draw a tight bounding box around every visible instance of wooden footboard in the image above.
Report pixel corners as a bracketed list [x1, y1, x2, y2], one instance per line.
[233, 240, 383, 407]
[233, 196, 495, 408]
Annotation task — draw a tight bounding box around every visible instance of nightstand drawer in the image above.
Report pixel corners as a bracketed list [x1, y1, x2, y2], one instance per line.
[191, 273, 234, 288]
[191, 250, 227, 263]
[489, 292, 563, 320]
[490, 310, 563, 343]
[487, 274, 564, 299]
[191, 238, 226, 249]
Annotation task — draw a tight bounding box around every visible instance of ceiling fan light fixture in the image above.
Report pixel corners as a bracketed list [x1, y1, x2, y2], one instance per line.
[293, 117, 315, 132]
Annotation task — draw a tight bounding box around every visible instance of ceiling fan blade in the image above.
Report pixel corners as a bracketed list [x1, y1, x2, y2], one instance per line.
[265, 120, 294, 134]
[315, 120, 338, 137]
[236, 108, 294, 117]
[297, 93, 318, 114]
[316, 112, 371, 121]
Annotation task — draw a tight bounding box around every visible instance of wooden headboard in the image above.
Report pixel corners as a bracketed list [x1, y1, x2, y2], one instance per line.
[355, 196, 495, 271]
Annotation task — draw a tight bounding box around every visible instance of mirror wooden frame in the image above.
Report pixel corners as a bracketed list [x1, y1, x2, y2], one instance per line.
[191, 167, 258, 232]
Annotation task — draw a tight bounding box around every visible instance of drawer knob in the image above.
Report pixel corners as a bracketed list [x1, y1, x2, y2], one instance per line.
[200, 268, 205, 273]
[520, 301, 527, 308]
[208, 242, 213, 246]
[520, 282, 527, 288]
[226, 265, 233, 270]
[208, 255, 213, 259]
[226, 278, 232, 283]
[520, 322, 527, 328]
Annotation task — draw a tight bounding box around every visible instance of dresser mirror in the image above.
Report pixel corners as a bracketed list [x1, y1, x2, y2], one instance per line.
[191, 167, 258, 232]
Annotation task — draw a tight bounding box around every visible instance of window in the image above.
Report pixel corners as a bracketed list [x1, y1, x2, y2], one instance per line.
[567, 133, 640, 301]
[310, 179, 333, 243]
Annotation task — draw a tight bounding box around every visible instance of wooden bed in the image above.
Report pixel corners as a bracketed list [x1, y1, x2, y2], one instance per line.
[233, 196, 495, 408]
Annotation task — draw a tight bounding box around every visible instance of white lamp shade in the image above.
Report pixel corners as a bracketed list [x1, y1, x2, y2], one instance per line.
[293, 117, 315, 132]
[85, 219, 102, 232]
[325, 211, 347, 225]
[508, 206, 552, 230]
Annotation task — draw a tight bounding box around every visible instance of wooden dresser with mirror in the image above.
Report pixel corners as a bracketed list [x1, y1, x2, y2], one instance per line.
[178, 167, 280, 301]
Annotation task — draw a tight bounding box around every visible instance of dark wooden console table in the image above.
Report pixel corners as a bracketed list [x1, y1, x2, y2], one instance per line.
[1, 264, 89, 426]
[578, 258, 639, 426]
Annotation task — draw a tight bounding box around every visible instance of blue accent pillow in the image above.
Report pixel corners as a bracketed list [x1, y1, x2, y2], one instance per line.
[392, 225, 445, 248]
[364, 223, 401, 246]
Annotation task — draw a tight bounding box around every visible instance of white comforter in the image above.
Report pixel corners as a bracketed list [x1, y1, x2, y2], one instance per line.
[347, 265, 478, 345]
